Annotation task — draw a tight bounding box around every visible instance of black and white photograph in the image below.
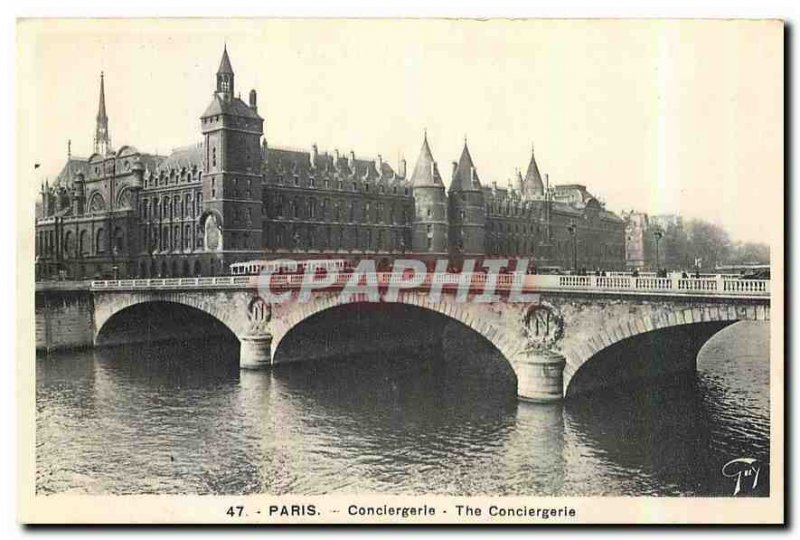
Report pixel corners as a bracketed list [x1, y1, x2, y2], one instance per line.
[17, 17, 783, 524]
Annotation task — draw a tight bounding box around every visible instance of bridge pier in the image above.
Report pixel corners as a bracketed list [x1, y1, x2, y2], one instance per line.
[239, 334, 273, 370]
[515, 350, 566, 403]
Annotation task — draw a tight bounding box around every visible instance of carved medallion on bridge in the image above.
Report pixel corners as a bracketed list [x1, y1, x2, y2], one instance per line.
[247, 296, 272, 335]
[522, 302, 564, 351]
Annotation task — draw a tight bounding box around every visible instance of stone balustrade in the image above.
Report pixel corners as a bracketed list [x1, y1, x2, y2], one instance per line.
[74, 272, 771, 299]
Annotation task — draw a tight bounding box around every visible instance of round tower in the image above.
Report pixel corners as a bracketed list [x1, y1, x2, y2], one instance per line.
[409, 133, 448, 255]
[448, 140, 486, 256]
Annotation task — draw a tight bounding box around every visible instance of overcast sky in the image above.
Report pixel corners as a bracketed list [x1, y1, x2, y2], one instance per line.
[18, 19, 782, 243]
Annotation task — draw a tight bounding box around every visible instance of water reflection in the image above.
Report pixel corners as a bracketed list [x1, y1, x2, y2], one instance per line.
[36, 321, 769, 496]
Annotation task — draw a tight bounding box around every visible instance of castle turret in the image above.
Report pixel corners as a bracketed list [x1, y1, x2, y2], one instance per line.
[410, 132, 447, 254]
[522, 144, 545, 199]
[201, 46, 265, 255]
[72, 173, 85, 215]
[448, 139, 485, 255]
[215, 44, 234, 102]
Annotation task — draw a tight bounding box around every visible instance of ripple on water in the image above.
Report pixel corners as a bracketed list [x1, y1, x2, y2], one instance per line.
[36, 321, 770, 496]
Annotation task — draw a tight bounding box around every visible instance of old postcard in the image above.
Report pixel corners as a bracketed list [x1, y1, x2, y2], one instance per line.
[18, 18, 784, 524]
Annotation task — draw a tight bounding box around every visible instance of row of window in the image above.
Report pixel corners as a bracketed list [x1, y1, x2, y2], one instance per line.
[144, 170, 203, 188]
[265, 195, 413, 225]
[268, 173, 410, 196]
[37, 227, 124, 258]
[141, 224, 203, 253]
[140, 192, 203, 221]
[266, 224, 410, 252]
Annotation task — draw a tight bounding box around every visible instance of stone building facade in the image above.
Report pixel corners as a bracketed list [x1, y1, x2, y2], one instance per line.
[36, 47, 626, 280]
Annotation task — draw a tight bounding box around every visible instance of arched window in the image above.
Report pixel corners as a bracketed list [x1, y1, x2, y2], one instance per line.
[63, 231, 73, 258]
[113, 227, 124, 253]
[94, 228, 105, 254]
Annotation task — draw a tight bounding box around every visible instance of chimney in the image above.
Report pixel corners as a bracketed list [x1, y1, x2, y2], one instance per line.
[452, 161, 458, 179]
[311, 143, 318, 167]
[398, 158, 407, 178]
[249, 89, 257, 111]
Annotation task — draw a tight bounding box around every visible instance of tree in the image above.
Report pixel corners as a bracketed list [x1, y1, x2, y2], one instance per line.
[663, 222, 690, 270]
[728, 242, 770, 265]
[686, 220, 732, 271]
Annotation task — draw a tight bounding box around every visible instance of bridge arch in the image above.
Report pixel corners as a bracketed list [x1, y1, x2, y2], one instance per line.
[94, 299, 240, 349]
[270, 294, 521, 394]
[562, 303, 769, 398]
[92, 291, 251, 346]
[270, 292, 521, 366]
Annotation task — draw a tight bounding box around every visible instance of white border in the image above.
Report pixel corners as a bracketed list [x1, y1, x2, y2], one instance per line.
[3, 1, 796, 537]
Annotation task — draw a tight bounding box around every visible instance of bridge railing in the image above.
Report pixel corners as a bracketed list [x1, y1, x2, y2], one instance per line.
[88, 273, 770, 298]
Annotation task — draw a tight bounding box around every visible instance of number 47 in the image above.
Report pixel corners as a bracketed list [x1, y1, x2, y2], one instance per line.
[226, 505, 245, 517]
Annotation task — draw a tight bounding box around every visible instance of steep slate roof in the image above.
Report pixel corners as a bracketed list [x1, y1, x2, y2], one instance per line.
[449, 142, 482, 192]
[410, 135, 443, 187]
[218, 45, 234, 75]
[265, 145, 401, 184]
[202, 95, 261, 119]
[524, 146, 544, 194]
[54, 158, 90, 188]
[157, 144, 204, 172]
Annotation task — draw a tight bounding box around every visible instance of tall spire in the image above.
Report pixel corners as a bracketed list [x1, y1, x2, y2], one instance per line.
[218, 43, 234, 74]
[94, 72, 111, 155]
[216, 45, 235, 100]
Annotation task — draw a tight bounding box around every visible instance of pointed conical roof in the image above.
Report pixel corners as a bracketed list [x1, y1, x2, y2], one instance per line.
[410, 133, 443, 187]
[97, 72, 107, 120]
[524, 145, 544, 195]
[450, 141, 481, 192]
[217, 45, 234, 75]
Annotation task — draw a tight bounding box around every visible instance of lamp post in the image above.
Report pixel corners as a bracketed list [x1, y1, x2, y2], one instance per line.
[566, 221, 577, 272]
[653, 229, 663, 274]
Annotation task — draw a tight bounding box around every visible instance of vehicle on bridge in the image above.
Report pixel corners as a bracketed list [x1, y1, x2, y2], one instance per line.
[230, 259, 350, 277]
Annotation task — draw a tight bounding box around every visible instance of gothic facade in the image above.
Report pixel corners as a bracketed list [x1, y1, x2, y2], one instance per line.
[35, 47, 626, 280]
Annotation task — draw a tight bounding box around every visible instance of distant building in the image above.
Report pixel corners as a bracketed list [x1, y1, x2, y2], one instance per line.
[649, 214, 683, 231]
[622, 211, 649, 270]
[35, 47, 627, 280]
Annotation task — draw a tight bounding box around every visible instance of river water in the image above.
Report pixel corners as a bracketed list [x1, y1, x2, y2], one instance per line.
[36, 321, 770, 496]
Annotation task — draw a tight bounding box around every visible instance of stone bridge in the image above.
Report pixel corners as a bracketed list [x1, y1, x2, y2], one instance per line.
[40, 273, 771, 401]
